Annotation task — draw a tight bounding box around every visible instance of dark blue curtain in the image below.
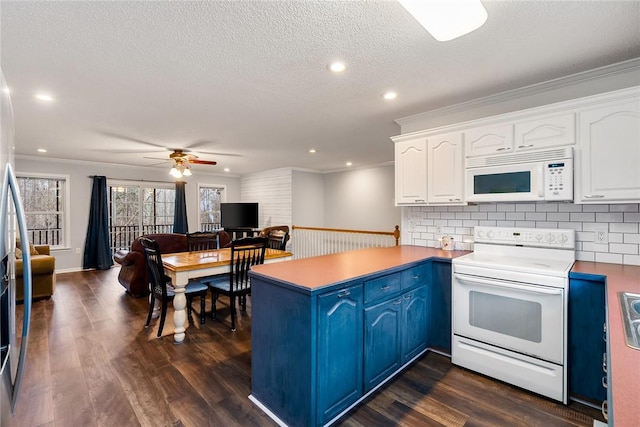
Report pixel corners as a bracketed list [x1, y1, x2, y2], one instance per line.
[173, 181, 188, 234]
[83, 176, 113, 270]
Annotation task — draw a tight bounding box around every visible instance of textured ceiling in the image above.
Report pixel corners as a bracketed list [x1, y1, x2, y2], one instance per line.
[1, 1, 639, 175]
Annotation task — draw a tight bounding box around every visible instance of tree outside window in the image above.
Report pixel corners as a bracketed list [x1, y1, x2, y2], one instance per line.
[17, 175, 67, 248]
[199, 186, 224, 231]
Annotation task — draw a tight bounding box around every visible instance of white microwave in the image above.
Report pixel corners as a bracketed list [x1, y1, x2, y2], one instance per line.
[465, 147, 573, 202]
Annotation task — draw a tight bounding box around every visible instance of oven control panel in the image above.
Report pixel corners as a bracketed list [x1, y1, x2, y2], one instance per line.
[474, 226, 575, 249]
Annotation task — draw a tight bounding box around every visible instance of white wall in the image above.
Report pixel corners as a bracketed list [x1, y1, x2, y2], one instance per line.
[292, 170, 324, 227]
[323, 164, 401, 232]
[240, 168, 292, 228]
[15, 156, 240, 271]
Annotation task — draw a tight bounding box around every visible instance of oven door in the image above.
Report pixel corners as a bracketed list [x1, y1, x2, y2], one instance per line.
[466, 162, 544, 202]
[453, 272, 564, 364]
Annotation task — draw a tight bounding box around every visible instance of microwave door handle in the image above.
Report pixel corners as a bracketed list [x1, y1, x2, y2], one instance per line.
[455, 273, 563, 295]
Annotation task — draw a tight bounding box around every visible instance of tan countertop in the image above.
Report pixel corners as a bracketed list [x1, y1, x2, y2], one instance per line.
[572, 261, 640, 426]
[250, 245, 469, 290]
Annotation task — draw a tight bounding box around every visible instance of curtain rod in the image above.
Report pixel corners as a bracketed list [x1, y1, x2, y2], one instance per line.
[87, 176, 183, 184]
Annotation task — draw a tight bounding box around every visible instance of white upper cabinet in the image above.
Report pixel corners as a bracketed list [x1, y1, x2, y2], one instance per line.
[427, 132, 464, 204]
[514, 113, 575, 151]
[394, 136, 428, 205]
[464, 124, 513, 157]
[577, 93, 640, 203]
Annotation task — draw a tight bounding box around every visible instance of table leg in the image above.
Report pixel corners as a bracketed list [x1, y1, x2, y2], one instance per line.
[173, 284, 187, 344]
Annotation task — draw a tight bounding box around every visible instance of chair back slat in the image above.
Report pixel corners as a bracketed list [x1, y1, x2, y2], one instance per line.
[139, 237, 169, 298]
[229, 237, 268, 293]
[186, 231, 220, 251]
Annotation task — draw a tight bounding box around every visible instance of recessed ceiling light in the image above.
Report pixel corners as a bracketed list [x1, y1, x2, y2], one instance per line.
[224, 168, 230, 172]
[382, 91, 397, 100]
[346, 162, 353, 167]
[37, 148, 47, 153]
[328, 61, 346, 73]
[35, 93, 54, 102]
[309, 149, 316, 153]
[2, 87, 10, 94]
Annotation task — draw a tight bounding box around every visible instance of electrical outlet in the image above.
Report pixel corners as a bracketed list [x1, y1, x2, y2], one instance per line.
[594, 225, 609, 244]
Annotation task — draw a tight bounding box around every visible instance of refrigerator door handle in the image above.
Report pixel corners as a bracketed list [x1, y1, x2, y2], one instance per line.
[1, 163, 32, 412]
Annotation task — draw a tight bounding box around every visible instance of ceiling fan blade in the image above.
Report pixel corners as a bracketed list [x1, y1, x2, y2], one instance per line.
[144, 161, 172, 167]
[190, 159, 217, 166]
[96, 131, 168, 148]
[196, 150, 243, 157]
[143, 156, 171, 161]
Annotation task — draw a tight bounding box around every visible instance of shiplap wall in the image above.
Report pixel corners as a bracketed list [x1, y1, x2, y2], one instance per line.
[240, 168, 292, 228]
[404, 202, 640, 266]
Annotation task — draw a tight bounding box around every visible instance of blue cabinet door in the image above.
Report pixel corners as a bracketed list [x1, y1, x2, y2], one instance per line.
[364, 297, 402, 392]
[401, 285, 429, 364]
[317, 284, 363, 425]
[568, 276, 607, 404]
[430, 260, 452, 353]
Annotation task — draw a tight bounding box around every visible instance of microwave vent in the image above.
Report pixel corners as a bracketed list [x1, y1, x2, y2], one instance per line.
[466, 147, 573, 168]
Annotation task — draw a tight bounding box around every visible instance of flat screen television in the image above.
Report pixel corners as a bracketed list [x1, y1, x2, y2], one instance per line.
[220, 202, 259, 229]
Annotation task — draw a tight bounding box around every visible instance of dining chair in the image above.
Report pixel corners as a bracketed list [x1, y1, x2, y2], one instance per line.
[186, 231, 220, 251]
[140, 237, 209, 337]
[260, 225, 290, 251]
[206, 236, 268, 331]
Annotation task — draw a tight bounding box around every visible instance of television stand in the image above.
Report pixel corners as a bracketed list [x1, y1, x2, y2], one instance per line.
[224, 228, 259, 241]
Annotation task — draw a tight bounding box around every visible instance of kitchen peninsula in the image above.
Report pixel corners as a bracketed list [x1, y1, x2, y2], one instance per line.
[248, 246, 468, 427]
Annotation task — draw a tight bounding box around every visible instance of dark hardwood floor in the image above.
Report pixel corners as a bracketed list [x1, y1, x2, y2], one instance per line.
[11, 269, 604, 427]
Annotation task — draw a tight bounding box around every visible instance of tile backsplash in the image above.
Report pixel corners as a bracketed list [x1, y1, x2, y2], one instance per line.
[405, 203, 640, 266]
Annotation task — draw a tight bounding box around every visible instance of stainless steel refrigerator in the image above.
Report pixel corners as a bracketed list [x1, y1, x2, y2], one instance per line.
[0, 69, 33, 426]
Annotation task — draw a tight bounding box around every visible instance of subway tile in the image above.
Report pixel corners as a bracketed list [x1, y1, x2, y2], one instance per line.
[463, 220, 479, 227]
[441, 212, 456, 220]
[610, 204, 639, 213]
[506, 212, 525, 220]
[434, 206, 448, 212]
[576, 251, 595, 262]
[496, 221, 516, 227]
[582, 205, 610, 213]
[608, 233, 623, 244]
[434, 219, 448, 227]
[471, 212, 488, 220]
[479, 204, 497, 212]
[496, 203, 516, 212]
[479, 220, 497, 226]
[455, 227, 472, 235]
[455, 212, 471, 220]
[515, 221, 536, 227]
[559, 222, 582, 231]
[515, 204, 536, 212]
[577, 231, 595, 242]
[610, 223, 638, 233]
[535, 203, 559, 212]
[525, 212, 547, 221]
[558, 204, 583, 212]
[594, 243, 609, 253]
[536, 222, 558, 228]
[582, 222, 600, 232]
[596, 212, 623, 222]
[623, 255, 640, 266]
[426, 212, 441, 219]
[488, 212, 506, 220]
[624, 234, 640, 244]
[413, 225, 427, 233]
[421, 206, 435, 212]
[413, 238, 427, 246]
[570, 212, 595, 222]
[595, 252, 623, 264]
[575, 241, 582, 251]
[462, 205, 480, 212]
[624, 213, 640, 223]
[447, 206, 464, 212]
[609, 243, 638, 255]
[447, 220, 463, 227]
[547, 213, 570, 221]
[442, 226, 456, 234]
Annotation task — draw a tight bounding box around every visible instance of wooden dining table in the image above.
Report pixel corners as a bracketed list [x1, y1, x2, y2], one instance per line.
[161, 247, 293, 343]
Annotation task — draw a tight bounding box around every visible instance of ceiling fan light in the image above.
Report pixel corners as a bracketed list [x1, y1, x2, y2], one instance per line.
[398, 0, 488, 42]
[183, 167, 192, 176]
[169, 166, 182, 177]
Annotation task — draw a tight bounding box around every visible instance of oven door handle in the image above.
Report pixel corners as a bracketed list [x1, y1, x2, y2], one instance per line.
[455, 273, 563, 295]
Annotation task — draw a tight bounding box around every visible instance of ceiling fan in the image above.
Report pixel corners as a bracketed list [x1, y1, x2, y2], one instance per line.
[145, 149, 218, 178]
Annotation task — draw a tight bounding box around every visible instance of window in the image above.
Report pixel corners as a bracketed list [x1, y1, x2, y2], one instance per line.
[199, 185, 224, 231]
[109, 182, 175, 252]
[17, 174, 69, 249]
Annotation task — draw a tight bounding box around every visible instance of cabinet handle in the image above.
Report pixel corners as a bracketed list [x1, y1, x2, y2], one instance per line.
[584, 194, 605, 199]
[602, 353, 607, 373]
[517, 144, 534, 149]
[403, 295, 411, 301]
[412, 275, 420, 280]
[448, 198, 461, 202]
[380, 285, 391, 291]
[393, 299, 402, 305]
[602, 400, 608, 421]
[496, 147, 511, 151]
[414, 199, 425, 203]
[337, 290, 351, 298]
[602, 375, 608, 389]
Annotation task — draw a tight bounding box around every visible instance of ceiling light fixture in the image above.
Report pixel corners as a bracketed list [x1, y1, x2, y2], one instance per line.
[224, 168, 230, 172]
[398, 0, 488, 42]
[169, 158, 191, 178]
[328, 61, 346, 73]
[37, 148, 47, 153]
[34, 93, 54, 102]
[382, 91, 397, 100]
[346, 162, 353, 167]
[309, 149, 316, 153]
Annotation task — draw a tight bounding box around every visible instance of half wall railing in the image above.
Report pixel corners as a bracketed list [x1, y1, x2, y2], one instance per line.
[291, 225, 400, 259]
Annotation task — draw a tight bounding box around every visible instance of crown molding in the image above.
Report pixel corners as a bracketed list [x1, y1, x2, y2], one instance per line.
[395, 57, 640, 128]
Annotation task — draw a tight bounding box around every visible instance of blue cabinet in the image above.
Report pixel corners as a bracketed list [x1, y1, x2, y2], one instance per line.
[430, 260, 452, 353]
[317, 284, 363, 424]
[568, 274, 607, 404]
[402, 285, 429, 363]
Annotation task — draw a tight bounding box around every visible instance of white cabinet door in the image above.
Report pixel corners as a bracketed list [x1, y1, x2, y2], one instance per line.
[514, 113, 575, 151]
[395, 137, 428, 205]
[578, 97, 640, 203]
[464, 124, 513, 157]
[427, 132, 464, 204]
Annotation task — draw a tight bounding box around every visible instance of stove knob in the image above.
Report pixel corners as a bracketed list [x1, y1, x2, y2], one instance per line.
[546, 233, 555, 243]
[477, 230, 484, 239]
[487, 230, 495, 240]
[535, 233, 543, 241]
[558, 234, 569, 244]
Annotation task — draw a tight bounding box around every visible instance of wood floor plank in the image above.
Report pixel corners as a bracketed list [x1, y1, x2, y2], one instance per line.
[10, 269, 604, 427]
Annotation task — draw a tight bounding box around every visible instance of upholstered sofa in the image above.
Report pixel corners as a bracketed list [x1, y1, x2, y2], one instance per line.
[114, 232, 231, 298]
[15, 244, 56, 301]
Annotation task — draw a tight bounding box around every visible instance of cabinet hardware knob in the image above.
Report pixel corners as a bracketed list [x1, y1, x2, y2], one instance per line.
[517, 144, 534, 149]
[337, 290, 351, 298]
[393, 299, 402, 305]
[584, 194, 605, 198]
[381, 285, 391, 291]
